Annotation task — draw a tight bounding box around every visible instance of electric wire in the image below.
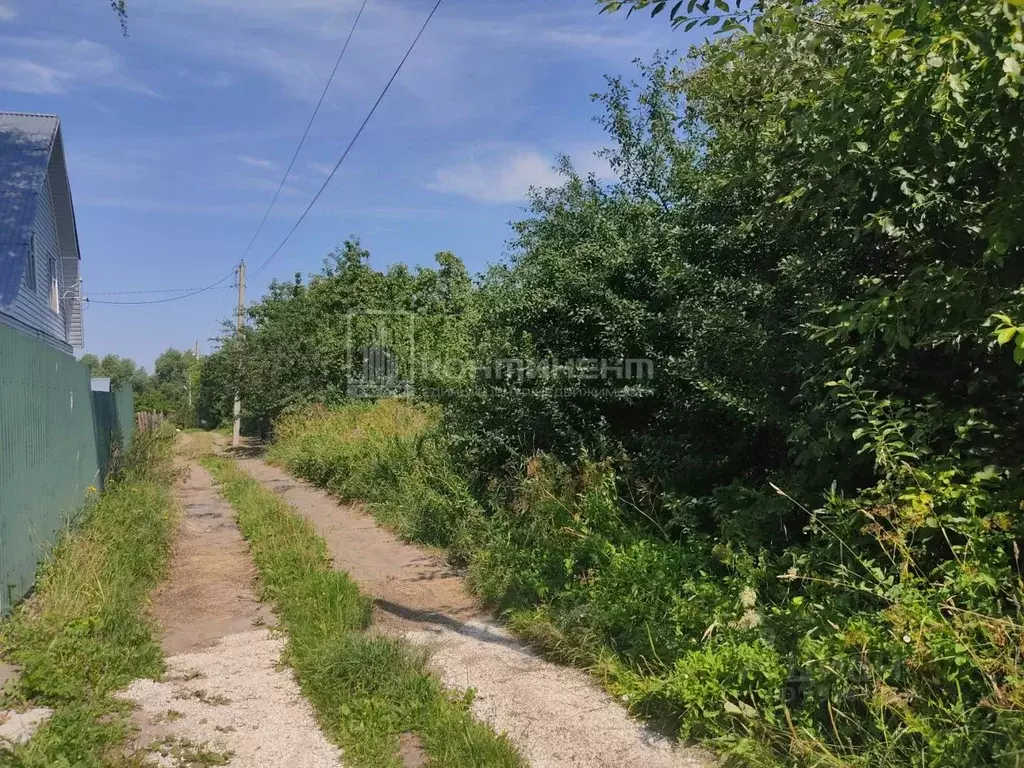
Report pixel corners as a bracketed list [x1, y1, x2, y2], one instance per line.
[86, 0, 374, 306]
[84, 271, 236, 305]
[87, 286, 234, 296]
[250, 0, 443, 279]
[238, 0, 370, 266]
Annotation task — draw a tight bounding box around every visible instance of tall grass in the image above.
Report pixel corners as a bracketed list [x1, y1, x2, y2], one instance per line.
[0, 426, 178, 767]
[201, 456, 524, 768]
[268, 402, 486, 564]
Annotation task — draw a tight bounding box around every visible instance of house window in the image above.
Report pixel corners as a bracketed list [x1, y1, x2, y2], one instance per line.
[25, 234, 37, 292]
[49, 257, 61, 315]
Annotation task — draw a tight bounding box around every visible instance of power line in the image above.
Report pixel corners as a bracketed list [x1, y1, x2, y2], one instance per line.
[238, 0, 370, 266]
[87, 286, 235, 296]
[85, 270, 236, 305]
[251, 0, 444, 279]
[88, 0, 372, 307]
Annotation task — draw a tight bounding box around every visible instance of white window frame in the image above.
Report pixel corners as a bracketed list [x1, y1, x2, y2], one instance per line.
[25, 234, 37, 292]
[49, 256, 61, 315]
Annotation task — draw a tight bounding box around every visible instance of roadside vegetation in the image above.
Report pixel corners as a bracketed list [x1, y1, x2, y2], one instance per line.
[272, 399, 1024, 767]
[82, 348, 202, 426]
[201, 456, 525, 768]
[0, 427, 178, 767]
[199, 1, 1024, 765]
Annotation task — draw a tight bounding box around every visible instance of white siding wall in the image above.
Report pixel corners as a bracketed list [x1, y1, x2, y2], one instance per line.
[0, 175, 69, 350]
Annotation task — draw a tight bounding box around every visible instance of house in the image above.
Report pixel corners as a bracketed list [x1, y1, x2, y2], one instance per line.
[0, 112, 84, 353]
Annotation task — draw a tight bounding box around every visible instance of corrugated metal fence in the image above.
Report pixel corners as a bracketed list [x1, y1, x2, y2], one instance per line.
[0, 323, 135, 613]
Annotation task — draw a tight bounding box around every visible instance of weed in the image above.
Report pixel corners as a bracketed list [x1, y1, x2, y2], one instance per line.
[151, 737, 233, 767]
[172, 690, 231, 707]
[164, 669, 205, 683]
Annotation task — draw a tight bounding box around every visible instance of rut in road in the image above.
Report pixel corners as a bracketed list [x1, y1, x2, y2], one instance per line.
[236, 455, 713, 768]
[119, 454, 342, 768]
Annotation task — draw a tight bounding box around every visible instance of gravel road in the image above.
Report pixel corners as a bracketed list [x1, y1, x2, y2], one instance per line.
[120, 453, 342, 768]
[238, 457, 713, 768]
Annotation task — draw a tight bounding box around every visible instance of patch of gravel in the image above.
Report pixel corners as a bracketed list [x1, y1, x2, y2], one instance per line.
[0, 707, 53, 746]
[120, 629, 342, 768]
[405, 621, 709, 768]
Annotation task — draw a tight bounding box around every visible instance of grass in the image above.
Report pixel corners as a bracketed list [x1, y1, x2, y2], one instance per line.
[200, 456, 525, 768]
[0, 427, 179, 767]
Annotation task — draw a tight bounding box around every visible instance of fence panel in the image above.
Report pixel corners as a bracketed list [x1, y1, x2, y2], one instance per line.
[0, 324, 134, 613]
[113, 386, 134, 453]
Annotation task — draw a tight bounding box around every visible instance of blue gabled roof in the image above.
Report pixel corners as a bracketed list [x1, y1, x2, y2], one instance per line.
[0, 112, 59, 308]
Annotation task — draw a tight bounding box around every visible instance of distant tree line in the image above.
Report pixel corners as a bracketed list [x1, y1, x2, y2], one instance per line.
[80, 348, 200, 425]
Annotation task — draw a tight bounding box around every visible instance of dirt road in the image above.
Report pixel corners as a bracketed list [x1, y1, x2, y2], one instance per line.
[236, 456, 712, 768]
[119, 450, 342, 768]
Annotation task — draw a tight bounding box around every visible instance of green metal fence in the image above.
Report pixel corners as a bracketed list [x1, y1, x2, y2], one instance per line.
[0, 324, 135, 614]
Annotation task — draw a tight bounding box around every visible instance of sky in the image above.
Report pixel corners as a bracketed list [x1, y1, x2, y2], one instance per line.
[0, 0, 689, 370]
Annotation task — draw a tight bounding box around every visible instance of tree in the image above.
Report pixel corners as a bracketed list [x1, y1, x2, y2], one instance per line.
[148, 347, 200, 425]
[198, 241, 479, 433]
[445, 58, 800, 499]
[110, 0, 127, 33]
[597, 0, 758, 31]
[79, 353, 148, 392]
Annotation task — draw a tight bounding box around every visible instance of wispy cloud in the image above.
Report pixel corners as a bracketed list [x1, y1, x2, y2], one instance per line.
[0, 5, 16, 22]
[125, 0, 659, 126]
[79, 194, 446, 221]
[0, 37, 157, 96]
[239, 155, 279, 170]
[308, 162, 335, 177]
[428, 143, 614, 204]
[429, 148, 562, 204]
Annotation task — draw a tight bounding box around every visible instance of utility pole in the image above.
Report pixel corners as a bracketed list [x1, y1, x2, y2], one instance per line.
[184, 340, 199, 428]
[233, 261, 246, 447]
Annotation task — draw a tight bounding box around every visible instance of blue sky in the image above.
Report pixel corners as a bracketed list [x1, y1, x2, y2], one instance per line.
[0, 0, 687, 369]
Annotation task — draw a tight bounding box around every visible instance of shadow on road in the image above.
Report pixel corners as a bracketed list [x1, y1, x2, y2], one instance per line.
[224, 442, 266, 460]
[373, 597, 533, 657]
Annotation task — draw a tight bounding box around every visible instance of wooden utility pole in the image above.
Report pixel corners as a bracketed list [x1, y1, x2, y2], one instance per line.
[184, 340, 199, 428]
[232, 260, 246, 447]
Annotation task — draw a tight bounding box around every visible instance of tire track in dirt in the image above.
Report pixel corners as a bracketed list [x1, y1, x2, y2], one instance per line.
[236, 456, 713, 768]
[119, 452, 342, 768]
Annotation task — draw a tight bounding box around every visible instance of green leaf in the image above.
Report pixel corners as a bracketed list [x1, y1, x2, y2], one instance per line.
[997, 328, 1016, 346]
